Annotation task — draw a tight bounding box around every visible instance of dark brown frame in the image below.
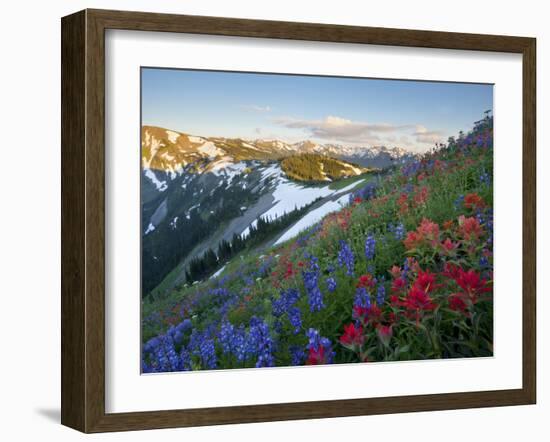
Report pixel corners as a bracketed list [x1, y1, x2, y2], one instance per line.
[61, 8, 536, 433]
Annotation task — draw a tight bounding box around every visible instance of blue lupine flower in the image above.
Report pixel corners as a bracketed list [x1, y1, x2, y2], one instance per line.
[302, 256, 324, 312]
[337, 240, 355, 276]
[390, 222, 406, 240]
[272, 288, 300, 317]
[188, 329, 217, 369]
[349, 182, 377, 203]
[219, 320, 236, 354]
[479, 256, 489, 268]
[287, 306, 302, 334]
[180, 345, 192, 371]
[289, 345, 305, 366]
[198, 338, 217, 369]
[151, 335, 180, 372]
[326, 277, 337, 293]
[354, 287, 372, 309]
[232, 325, 247, 362]
[402, 258, 411, 281]
[246, 317, 275, 368]
[302, 268, 324, 312]
[305, 328, 335, 364]
[306, 328, 322, 352]
[364, 234, 376, 260]
[376, 284, 386, 305]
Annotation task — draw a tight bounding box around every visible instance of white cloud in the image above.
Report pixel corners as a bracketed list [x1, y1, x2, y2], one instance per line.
[413, 125, 444, 144]
[240, 104, 272, 113]
[271, 114, 445, 152]
[274, 115, 410, 144]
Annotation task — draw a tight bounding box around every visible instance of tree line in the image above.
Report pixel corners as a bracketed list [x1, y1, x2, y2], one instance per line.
[185, 201, 317, 282]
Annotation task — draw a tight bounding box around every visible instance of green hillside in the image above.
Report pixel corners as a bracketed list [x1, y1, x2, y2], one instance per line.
[141, 113, 494, 372]
[281, 153, 367, 182]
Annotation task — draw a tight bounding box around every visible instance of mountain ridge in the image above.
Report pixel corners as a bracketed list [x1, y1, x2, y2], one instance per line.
[141, 125, 419, 178]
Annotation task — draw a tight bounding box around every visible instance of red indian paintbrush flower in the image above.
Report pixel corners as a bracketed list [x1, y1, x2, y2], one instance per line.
[376, 324, 393, 347]
[306, 346, 326, 365]
[449, 293, 468, 314]
[391, 276, 407, 293]
[357, 273, 376, 289]
[463, 192, 485, 210]
[458, 215, 484, 241]
[403, 231, 419, 250]
[339, 323, 364, 349]
[440, 238, 459, 254]
[413, 269, 439, 293]
[453, 268, 491, 304]
[404, 286, 437, 312]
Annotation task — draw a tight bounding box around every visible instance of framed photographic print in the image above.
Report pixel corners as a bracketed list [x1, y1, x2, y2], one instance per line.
[61, 9, 536, 433]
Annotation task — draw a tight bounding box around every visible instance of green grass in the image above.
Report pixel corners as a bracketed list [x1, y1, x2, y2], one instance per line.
[328, 172, 374, 190]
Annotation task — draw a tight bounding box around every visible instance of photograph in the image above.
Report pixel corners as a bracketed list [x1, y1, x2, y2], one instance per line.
[140, 68, 494, 373]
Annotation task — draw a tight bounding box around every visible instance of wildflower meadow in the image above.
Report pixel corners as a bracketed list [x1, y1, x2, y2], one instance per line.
[141, 113, 494, 373]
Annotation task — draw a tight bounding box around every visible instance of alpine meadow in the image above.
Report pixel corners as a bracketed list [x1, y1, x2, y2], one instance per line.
[140, 68, 494, 372]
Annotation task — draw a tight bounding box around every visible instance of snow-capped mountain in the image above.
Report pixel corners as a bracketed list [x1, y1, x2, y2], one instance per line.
[141, 126, 417, 189]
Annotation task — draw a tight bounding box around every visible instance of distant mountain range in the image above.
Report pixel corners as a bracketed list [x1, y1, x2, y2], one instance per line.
[142, 126, 418, 180]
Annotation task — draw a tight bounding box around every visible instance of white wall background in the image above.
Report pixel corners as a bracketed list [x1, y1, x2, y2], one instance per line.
[0, 0, 546, 440]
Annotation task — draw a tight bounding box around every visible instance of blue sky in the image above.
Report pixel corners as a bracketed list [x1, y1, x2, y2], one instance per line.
[141, 68, 493, 153]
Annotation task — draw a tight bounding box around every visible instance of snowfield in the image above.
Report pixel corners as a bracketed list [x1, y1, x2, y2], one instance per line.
[274, 194, 349, 245]
[239, 164, 365, 238]
[144, 169, 168, 192]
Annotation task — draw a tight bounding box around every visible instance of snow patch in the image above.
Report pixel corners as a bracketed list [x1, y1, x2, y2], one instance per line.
[210, 265, 227, 279]
[198, 141, 223, 158]
[144, 169, 168, 192]
[166, 130, 180, 143]
[274, 194, 350, 245]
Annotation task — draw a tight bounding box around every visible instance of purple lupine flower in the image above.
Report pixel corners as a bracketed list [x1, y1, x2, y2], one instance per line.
[354, 287, 372, 309]
[302, 269, 324, 312]
[180, 345, 192, 371]
[272, 288, 300, 317]
[151, 335, 180, 372]
[390, 222, 406, 241]
[246, 317, 275, 368]
[326, 277, 337, 293]
[289, 345, 305, 366]
[197, 338, 217, 370]
[219, 320, 236, 355]
[302, 256, 324, 312]
[364, 234, 376, 260]
[376, 284, 386, 305]
[305, 328, 335, 364]
[337, 240, 355, 276]
[287, 306, 302, 334]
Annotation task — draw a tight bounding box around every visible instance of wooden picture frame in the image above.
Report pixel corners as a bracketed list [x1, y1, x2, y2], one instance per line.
[61, 8, 536, 433]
